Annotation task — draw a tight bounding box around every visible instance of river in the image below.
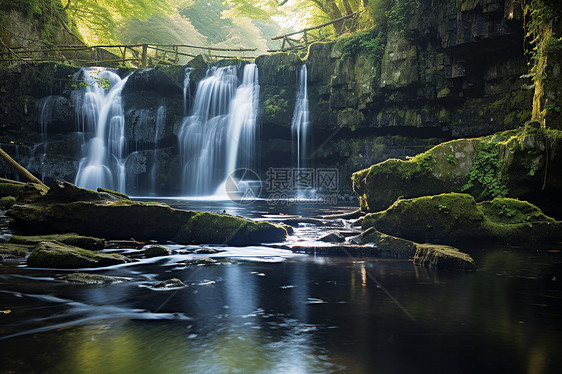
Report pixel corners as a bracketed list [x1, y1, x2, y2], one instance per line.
[1, 200, 561, 373]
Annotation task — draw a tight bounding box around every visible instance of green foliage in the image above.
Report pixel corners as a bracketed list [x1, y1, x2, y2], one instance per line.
[461, 141, 509, 199]
[335, 28, 385, 61]
[367, 0, 420, 31]
[446, 154, 457, 164]
[63, 0, 172, 44]
[69, 74, 110, 90]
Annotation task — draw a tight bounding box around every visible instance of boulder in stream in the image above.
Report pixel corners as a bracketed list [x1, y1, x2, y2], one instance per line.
[8, 181, 287, 246]
[27, 241, 129, 269]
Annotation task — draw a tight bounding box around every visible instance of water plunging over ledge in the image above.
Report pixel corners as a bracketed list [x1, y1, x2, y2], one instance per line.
[178, 64, 259, 197]
[73, 68, 129, 193]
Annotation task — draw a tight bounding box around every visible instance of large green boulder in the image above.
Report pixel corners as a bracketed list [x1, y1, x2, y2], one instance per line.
[27, 241, 128, 269]
[352, 125, 562, 217]
[362, 193, 562, 246]
[8, 181, 287, 245]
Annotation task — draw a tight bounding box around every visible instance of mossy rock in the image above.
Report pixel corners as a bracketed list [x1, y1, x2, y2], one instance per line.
[8, 182, 286, 245]
[0, 182, 25, 198]
[353, 125, 562, 216]
[174, 212, 287, 246]
[0, 243, 32, 258]
[97, 187, 130, 200]
[14, 183, 49, 204]
[413, 244, 476, 271]
[10, 233, 104, 250]
[362, 193, 562, 246]
[144, 245, 170, 258]
[360, 227, 475, 270]
[27, 241, 129, 269]
[56, 273, 130, 284]
[0, 196, 16, 209]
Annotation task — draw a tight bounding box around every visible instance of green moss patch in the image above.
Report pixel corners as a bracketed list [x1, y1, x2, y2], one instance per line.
[174, 212, 287, 246]
[10, 233, 104, 250]
[0, 243, 32, 258]
[27, 241, 129, 269]
[362, 192, 562, 246]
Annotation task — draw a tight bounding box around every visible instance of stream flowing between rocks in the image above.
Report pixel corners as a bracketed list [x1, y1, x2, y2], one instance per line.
[1, 200, 561, 373]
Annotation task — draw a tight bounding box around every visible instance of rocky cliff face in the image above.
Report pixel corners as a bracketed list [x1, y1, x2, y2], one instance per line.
[0, 0, 535, 195]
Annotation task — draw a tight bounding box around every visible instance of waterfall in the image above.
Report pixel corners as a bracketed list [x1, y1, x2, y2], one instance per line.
[74, 68, 129, 193]
[292, 64, 310, 171]
[150, 106, 165, 195]
[183, 68, 192, 117]
[178, 64, 259, 196]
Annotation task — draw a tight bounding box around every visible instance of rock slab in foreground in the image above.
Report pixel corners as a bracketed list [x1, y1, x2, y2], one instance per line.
[27, 241, 129, 269]
[8, 181, 287, 245]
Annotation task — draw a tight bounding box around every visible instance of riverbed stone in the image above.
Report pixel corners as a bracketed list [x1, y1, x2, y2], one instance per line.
[27, 241, 129, 269]
[10, 233, 105, 250]
[319, 232, 346, 243]
[56, 273, 130, 284]
[360, 227, 475, 270]
[144, 245, 170, 257]
[0, 243, 32, 259]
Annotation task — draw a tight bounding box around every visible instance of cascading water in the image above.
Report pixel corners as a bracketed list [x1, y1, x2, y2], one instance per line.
[150, 106, 165, 195]
[74, 68, 129, 192]
[183, 68, 192, 117]
[178, 64, 259, 196]
[292, 64, 310, 171]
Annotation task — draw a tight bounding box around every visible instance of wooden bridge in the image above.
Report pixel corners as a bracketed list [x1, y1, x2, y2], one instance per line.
[0, 11, 359, 68]
[268, 12, 359, 53]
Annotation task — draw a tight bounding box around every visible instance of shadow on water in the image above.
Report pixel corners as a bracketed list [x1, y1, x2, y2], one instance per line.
[1, 200, 562, 373]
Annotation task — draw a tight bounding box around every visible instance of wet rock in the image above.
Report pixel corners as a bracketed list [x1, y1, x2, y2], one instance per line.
[56, 273, 130, 284]
[193, 247, 222, 254]
[27, 241, 129, 269]
[173, 212, 287, 246]
[0, 243, 32, 260]
[319, 232, 346, 243]
[362, 193, 562, 246]
[8, 182, 287, 245]
[152, 278, 187, 289]
[360, 227, 475, 270]
[10, 233, 105, 250]
[143, 245, 170, 258]
[414, 244, 476, 271]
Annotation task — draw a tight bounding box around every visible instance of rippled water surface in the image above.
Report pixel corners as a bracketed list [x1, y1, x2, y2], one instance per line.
[1, 200, 561, 373]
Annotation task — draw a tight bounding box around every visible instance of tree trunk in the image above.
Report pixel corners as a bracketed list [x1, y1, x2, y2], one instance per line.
[0, 148, 46, 187]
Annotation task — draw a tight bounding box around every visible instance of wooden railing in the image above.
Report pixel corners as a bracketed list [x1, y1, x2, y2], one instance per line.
[0, 42, 258, 67]
[268, 12, 359, 53]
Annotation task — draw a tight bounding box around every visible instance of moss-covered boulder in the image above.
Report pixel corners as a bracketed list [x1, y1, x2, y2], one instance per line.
[8, 181, 287, 245]
[0, 182, 26, 209]
[173, 212, 287, 246]
[413, 244, 476, 271]
[144, 245, 170, 258]
[0, 243, 32, 259]
[353, 125, 562, 217]
[27, 241, 129, 269]
[360, 227, 476, 270]
[10, 233, 104, 250]
[362, 193, 562, 246]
